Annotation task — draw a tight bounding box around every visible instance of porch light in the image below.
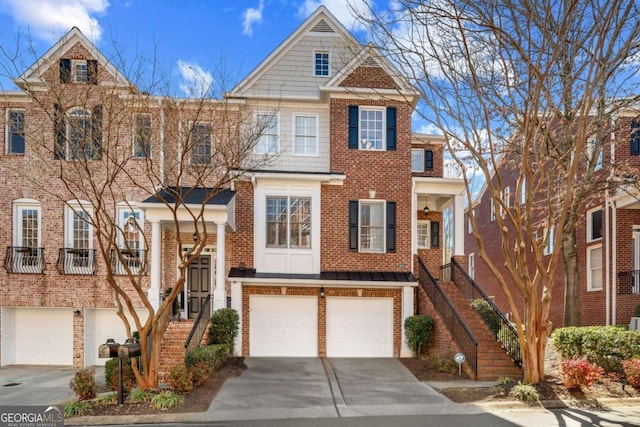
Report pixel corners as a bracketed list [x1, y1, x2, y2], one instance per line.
[319, 287, 325, 298]
[423, 205, 429, 215]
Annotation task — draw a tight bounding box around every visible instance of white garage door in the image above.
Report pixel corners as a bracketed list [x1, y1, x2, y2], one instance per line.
[326, 297, 394, 357]
[85, 309, 148, 366]
[249, 295, 317, 356]
[12, 308, 73, 365]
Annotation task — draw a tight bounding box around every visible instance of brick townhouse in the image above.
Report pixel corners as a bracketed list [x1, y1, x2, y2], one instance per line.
[0, 6, 466, 369]
[465, 113, 640, 328]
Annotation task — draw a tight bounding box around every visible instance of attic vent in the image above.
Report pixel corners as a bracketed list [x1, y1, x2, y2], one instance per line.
[362, 57, 381, 67]
[311, 20, 335, 33]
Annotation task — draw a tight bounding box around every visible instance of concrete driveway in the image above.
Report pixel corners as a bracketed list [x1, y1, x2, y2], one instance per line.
[0, 365, 105, 406]
[206, 358, 465, 420]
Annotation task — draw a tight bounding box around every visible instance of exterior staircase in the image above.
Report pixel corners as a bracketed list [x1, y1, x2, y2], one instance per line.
[436, 280, 523, 380]
[157, 319, 195, 381]
[417, 258, 522, 381]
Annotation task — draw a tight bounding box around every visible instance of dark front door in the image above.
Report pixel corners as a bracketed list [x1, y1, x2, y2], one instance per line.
[188, 256, 211, 319]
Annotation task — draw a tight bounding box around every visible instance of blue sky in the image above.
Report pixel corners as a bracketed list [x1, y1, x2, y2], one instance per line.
[0, 0, 371, 94]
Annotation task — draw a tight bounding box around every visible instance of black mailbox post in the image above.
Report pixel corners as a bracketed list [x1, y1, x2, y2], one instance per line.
[98, 338, 136, 405]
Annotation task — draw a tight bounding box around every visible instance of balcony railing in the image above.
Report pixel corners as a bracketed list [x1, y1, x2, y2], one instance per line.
[4, 247, 45, 274]
[56, 248, 97, 275]
[445, 258, 522, 366]
[618, 270, 640, 295]
[418, 257, 478, 379]
[110, 248, 148, 276]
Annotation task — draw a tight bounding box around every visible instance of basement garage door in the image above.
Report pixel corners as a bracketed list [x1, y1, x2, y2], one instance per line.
[85, 309, 148, 366]
[249, 295, 318, 356]
[5, 308, 74, 365]
[326, 297, 394, 357]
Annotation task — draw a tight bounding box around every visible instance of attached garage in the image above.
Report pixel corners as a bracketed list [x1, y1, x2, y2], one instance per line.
[326, 297, 394, 357]
[1, 307, 73, 365]
[249, 295, 318, 356]
[85, 308, 148, 366]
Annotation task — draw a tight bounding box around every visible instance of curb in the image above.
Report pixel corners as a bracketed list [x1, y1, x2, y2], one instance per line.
[475, 396, 640, 410]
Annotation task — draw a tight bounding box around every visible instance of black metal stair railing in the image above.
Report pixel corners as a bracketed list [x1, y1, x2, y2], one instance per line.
[418, 257, 478, 379]
[184, 294, 212, 353]
[446, 258, 522, 366]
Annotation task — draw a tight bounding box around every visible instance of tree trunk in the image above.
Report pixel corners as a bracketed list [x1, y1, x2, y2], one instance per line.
[562, 227, 580, 326]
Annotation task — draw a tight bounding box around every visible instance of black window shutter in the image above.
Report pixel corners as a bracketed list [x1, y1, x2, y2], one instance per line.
[59, 59, 71, 83]
[424, 150, 434, 170]
[53, 103, 66, 159]
[386, 201, 396, 252]
[92, 105, 102, 160]
[349, 201, 359, 251]
[431, 221, 440, 248]
[348, 106, 358, 149]
[632, 119, 640, 155]
[87, 60, 98, 84]
[386, 107, 396, 150]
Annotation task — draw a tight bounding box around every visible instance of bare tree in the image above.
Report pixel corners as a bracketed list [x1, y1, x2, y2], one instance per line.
[0, 36, 274, 388]
[357, 0, 640, 383]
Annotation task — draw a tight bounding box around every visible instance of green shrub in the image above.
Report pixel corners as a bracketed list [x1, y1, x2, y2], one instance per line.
[495, 376, 516, 393]
[561, 358, 604, 390]
[105, 358, 135, 392]
[64, 400, 92, 417]
[427, 351, 459, 375]
[127, 388, 155, 403]
[92, 392, 117, 405]
[151, 391, 184, 410]
[404, 315, 434, 357]
[552, 326, 640, 372]
[69, 369, 97, 401]
[509, 382, 539, 403]
[471, 298, 501, 336]
[208, 308, 239, 351]
[185, 344, 231, 370]
[167, 365, 193, 393]
[623, 359, 640, 388]
[190, 362, 213, 387]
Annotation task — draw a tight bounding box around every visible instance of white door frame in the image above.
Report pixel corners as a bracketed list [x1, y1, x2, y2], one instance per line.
[179, 245, 216, 319]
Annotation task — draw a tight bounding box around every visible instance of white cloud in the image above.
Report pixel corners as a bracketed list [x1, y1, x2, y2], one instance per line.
[298, 0, 368, 31]
[177, 60, 214, 98]
[242, 1, 264, 37]
[2, 0, 108, 43]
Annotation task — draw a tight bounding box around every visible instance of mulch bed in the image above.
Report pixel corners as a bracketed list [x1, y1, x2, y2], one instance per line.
[88, 358, 246, 416]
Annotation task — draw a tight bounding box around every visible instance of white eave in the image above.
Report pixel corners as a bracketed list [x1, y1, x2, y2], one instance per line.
[243, 170, 346, 185]
[227, 276, 417, 288]
[412, 176, 465, 195]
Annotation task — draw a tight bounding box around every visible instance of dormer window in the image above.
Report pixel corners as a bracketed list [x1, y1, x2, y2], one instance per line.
[314, 51, 330, 76]
[59, 59, 98, 84]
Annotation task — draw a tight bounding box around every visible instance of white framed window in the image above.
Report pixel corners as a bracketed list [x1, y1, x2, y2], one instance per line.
[266, 196, 311, 248]
[468, 209, 475, 234]
[12, 199, 42, 273]
[411, 149, 424, 172]
[293, 114, 318, 156]
[65, 202, 94, 274]
[314, 51, 330, 76]
[587, 207, 603, 242]
[468, 253, 475, 279]
[501, 186, 510, 217]
[67, 108, 93, 160]
[520, 177, 527, 205]
[587, 244, 603, 291]
[359, 200, 385, 252]
[417, 220, 430, 248]
[544, 227, 555, 255]
[490, 198, 496, 222]
[586, 139, 603, 171]
[133, 114, 152, 158]
[255, 113, 279, 154]
[359, 107, 385, 150]
[72, 60, 88, 83]
[116, 206, 145, 274]
[6, 109, 25, 154]
[189, 122, 212, 165]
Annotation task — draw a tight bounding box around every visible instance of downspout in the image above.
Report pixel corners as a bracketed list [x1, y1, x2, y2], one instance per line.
[159, 98, 165, 184]
[612, 200, 617, 325]
[411, 180, 416, 274]
[608, 116, 617, 325]
[605, 191, 610, 326]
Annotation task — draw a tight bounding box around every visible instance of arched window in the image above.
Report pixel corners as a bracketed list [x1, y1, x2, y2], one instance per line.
[54, 105, 102, 160]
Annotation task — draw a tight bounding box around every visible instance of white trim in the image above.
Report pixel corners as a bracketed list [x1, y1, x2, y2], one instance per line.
[132, 113, 152, 159]
[5, 108, 25, 155]
[254, 112, 279, 154]
[359, 199, 386, 253]
[543, 226, 555, 256]
[358, 106, 386, 151]
[292, 113, 319, 156]
[12, 198, 41, 247]
[229, 277, 418, 288]
[411, 149, 424, 172]
[586, 206, 603, 243]
[468, 253, 475, 279]
[416, 220, 430, 249]
[313, 50, 331, 77]
[587, 244, 603, 292]
[71, 59, 88, 83]
[187, 120, 213, 165]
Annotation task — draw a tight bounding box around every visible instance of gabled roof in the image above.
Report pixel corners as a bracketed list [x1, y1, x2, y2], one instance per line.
[321, 43, 419, 100]
[14, 27, 130, 90]
[229, 5, 359, 97]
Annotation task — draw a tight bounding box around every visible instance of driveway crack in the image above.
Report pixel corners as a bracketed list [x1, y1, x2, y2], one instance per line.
[321, 357, 346, 417]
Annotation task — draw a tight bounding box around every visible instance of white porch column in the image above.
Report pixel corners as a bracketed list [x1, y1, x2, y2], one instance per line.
[454, 194, 465, 257]
[149, 219, 162, 310]
[213, 222, 227, 311]
[231, 281, 242, 356]
[401, 285, 415, 357]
